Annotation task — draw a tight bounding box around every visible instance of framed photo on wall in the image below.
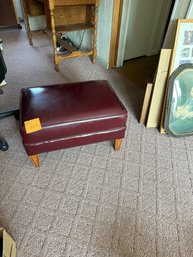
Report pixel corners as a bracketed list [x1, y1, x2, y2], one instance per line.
[170, 19, 193, 73]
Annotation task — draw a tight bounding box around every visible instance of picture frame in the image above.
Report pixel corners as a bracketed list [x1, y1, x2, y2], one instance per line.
[170, 19, 193, 74]
[160, 19, 193, 134]
[164, 64, 193, 137]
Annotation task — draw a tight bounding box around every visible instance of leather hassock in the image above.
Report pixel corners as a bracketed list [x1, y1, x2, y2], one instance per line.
[19, 80, 128, 156]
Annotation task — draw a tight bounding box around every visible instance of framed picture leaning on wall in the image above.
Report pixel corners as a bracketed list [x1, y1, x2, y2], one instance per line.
[170, 19, 193, 72]
[164, 64, 193, 136]
[160, 19, 193, 134]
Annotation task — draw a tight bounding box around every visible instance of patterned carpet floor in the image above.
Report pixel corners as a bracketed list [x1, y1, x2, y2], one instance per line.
[1, 26, 193, 257]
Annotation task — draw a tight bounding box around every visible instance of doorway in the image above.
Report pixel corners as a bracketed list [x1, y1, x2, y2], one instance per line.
[111, 0, 175, 68]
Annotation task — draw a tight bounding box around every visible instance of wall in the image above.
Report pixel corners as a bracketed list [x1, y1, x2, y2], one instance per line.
[186, 0, 193, 17]
[67, 0, 114, 68]
[28, 15, 46, 31]
[163, 0, 192, 48]
[14, 0, 23, 20]
[147, 0, 173, 56]
[96, 0, 114, 68]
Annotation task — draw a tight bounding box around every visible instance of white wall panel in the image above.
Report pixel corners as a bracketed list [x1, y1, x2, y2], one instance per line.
[163, 0, 192, 49]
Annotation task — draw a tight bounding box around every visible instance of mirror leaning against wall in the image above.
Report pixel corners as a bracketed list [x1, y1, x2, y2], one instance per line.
[164, 64, 193, 136]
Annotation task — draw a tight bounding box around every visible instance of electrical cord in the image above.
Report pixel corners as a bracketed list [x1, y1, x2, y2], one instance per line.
[77, 30, 86, 50]
[57, 31, 86, 53]
[61, 34, 77, 48]
[57, 34, 76, 54]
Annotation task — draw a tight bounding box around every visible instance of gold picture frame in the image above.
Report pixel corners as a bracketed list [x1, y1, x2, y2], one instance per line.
[170, 19, 193, 73]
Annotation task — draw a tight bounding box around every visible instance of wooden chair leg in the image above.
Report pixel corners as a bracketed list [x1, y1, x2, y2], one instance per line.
[114, 139, 122, 151]
[29, 155, 40, 168]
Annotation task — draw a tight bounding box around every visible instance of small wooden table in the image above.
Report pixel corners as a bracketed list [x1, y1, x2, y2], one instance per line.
[22, 0, 99, 71]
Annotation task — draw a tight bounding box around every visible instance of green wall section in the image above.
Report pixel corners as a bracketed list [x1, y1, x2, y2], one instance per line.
[67, 0, 114, 69]
[96, 0, 114, 68]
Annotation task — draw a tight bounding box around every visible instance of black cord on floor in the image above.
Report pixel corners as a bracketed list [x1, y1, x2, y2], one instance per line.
[77, 30, 86, 50]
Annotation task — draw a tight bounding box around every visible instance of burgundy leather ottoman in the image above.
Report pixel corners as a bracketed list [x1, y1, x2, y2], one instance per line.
[19, 80, 128, 167]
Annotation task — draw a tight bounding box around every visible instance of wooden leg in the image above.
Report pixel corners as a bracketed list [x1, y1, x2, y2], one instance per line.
[29, 155, 40, 168]
[55, 64, 59, 72]
[54, 52, 59, 71]
[92, 56, 96, 64]
[22, 0, 33, 45]
[114, 139, 122, 151]
[48, 5, 60, 71]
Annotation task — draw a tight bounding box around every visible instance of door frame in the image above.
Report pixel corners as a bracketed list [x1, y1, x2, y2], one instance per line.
[109, 0, 123, 68]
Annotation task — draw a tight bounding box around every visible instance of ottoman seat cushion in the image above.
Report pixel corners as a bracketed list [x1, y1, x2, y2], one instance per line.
[20, 80, 127, 156]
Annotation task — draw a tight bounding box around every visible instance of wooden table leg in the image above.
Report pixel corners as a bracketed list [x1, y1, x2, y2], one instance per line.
[22, 0, 33, 46]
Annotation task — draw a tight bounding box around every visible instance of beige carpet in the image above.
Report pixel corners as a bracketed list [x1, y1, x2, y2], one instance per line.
[1, 25, 193, 257]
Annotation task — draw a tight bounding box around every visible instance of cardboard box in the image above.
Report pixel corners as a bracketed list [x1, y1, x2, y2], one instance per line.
[0, 228, 16, 257]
